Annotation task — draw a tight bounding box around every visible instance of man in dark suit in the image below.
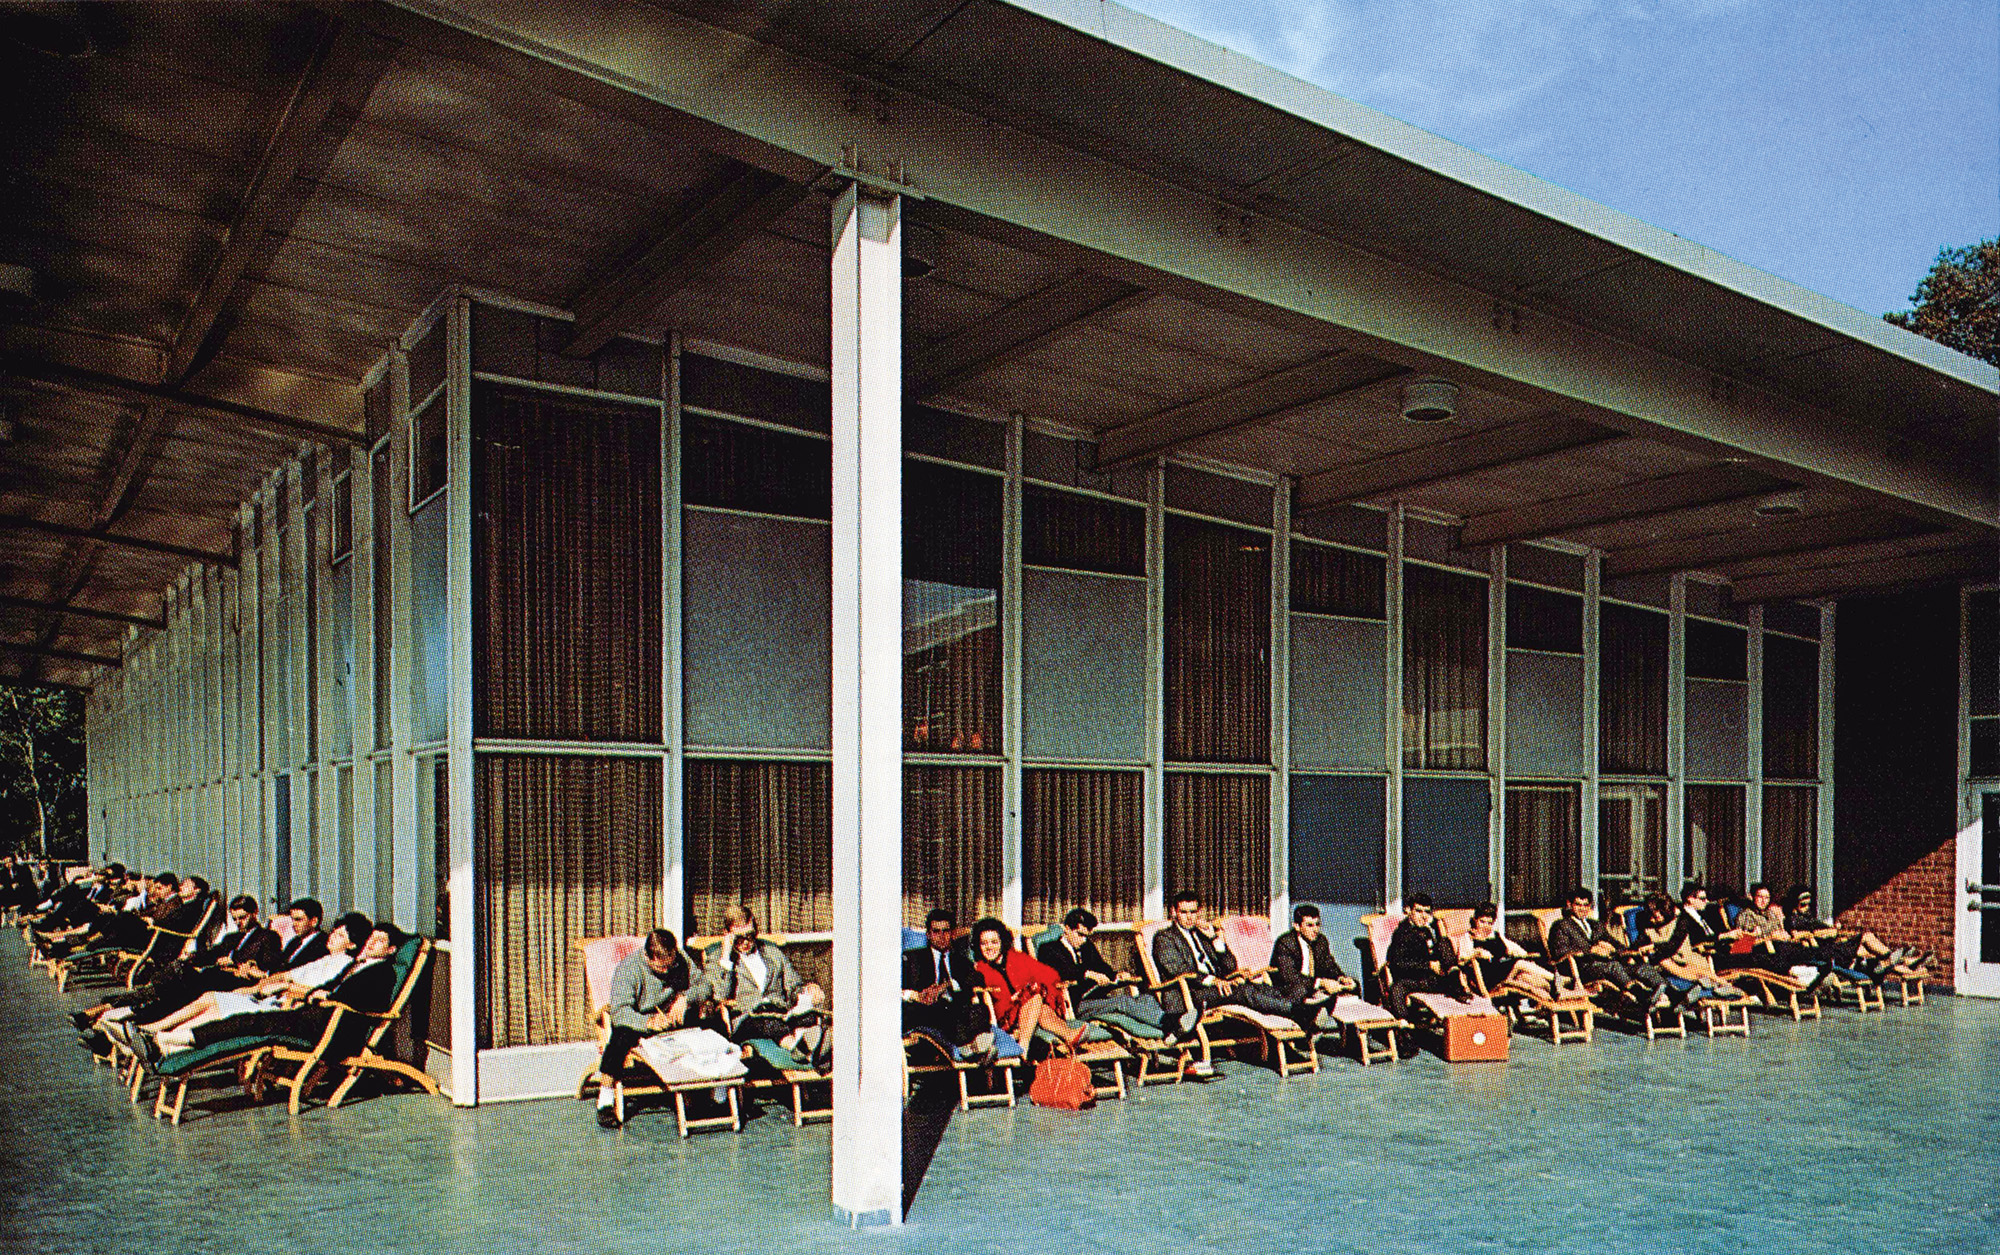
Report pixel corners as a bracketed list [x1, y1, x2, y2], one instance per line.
[901, 907, 989, 1053]
[1037, 906, 1193, 1038]
[1547, 887, 1669, 1007]
[1270, 902, 1367, 1031]
[1383, 894, 1460, 1020]
[275, 898, 330, 971]
[1151, 891, 1302, 1024]
[76, 895, 283, 1032]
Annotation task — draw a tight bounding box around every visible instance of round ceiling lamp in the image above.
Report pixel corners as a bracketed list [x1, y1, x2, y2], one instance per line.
[1400, 378, 1459, 423]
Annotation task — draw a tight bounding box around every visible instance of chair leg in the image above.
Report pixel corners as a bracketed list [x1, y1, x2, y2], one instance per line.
[674, 1091, 690, 1138]
[327, 1068, 365, 1109]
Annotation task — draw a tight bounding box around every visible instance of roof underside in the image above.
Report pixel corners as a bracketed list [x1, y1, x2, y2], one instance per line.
[0, 0, 1992, 687]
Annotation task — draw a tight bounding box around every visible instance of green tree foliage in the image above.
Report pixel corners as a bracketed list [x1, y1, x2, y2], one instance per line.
[1884, 239, 2000, 367]
[0, 684, 87, 859]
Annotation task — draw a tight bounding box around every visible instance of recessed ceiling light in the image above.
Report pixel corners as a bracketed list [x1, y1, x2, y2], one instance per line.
[1400, 379, 1458, 423]
[1753, 488, 1806, 518]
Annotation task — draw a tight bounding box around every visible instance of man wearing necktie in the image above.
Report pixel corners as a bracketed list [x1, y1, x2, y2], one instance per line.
[1150, 891, 1304, 1026]
[901, 906, 990, 1051]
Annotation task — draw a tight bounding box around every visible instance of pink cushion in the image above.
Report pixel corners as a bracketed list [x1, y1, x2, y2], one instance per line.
[1410, 993, 1499, 1017]
[269, 914, 295, 943]
[1435, 908, 1474, 939]
[580, 936, 647, 1014]
[1221, 915, 1273, 970]
[1135, 920, 1169, 983]
[1363, 914, 1399, 971]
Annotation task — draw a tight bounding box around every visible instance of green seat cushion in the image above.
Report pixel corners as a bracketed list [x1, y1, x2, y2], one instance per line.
[1027, 926, 1062, 951]
[742, 1037, 806, 1072]
[157, 1034, 316, 1077]
[1088, 1011, 1165, 1040]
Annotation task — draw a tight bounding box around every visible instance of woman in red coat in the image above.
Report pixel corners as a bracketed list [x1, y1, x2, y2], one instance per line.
[970, 918, 1089, 1049]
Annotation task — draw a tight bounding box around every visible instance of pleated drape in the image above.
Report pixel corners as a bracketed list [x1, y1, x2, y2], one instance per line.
[1761, 635, 1819, 779]
[1599, 603, 1667, 775]
[903, 765, 1003, 926]
[1504, 783, 1579, 909]
[1402, 564, 1488, 770]
[1290, 541, 1385, 619]
[1684, 783, 1746, 889]
[1761, 785, 1817, 896]
[477, 755, 662, 1049]
[1021, 769, 1144, 927]
[905, 462, 1002, 754]
[682, 759, 832, 937]
[1166, 516, 1271, 764]
[1165, 772, 1270, 917]
[472, 383, 662, 743]
[1597, 782, 1667, 905]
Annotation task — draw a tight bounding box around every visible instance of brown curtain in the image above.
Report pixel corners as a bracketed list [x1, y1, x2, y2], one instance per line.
[472, 383, 662, 742]
[1402, 564, 1487, 770]
[1291, 541, 1385, 619]
[903, 765, 1003, 926]
[1685, 783, 1746, 890]
[683, 759, 832, 937]
[1025, 485, 1146, 576]
[1505, 784, 1579, 909]
[1596, 782, 1666, 905]
[1762, 635, 1819, 779]
[1022, 769, 1143, 927]
[477, 755, 662, 1049]
[1166, 516, 1271, 763]
[1762, 785, 1817, 897]
[1166, 772, 1270, 917]
[1599, 604, 1667, 775]
[905, 462, 1002, 754]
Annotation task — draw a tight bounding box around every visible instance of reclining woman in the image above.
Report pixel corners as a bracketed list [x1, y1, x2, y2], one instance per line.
[1781, 885, 1928, 979]
[1638, 891, 1749, 1010]
[1455, 902, 1573, 998]
[114, 913, 370, 1051]
[969, 918, 1089, 1053]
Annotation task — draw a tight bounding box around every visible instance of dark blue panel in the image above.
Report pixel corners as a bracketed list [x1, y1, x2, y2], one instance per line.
[1289, 773, 1385, 907]
[1403, 776, 1491, 907]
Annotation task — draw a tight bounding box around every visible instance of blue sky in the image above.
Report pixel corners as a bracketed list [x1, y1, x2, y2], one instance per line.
[1118, 0, 1998, 317]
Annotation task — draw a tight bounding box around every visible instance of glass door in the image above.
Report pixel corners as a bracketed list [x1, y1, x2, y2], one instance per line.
[1959, 793, 2000, 997]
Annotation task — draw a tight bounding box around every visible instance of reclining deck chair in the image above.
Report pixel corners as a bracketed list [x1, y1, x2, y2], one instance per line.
[902, 982, 1025, 1111]
[1362, 911, 1507, 1060]
[572, 935, 744, 1136]
[1460, 909, 1595, 1045]
[151, 936, 439, 1124]
[689, 931, 831, 1127]
[1024, 924, 1190, 1088]
[1134, 917, 1315, 1078]
[1553, 907, 1685, 1041]
[58, 895, 218, 993]
[1611, 906, 1755, 1038]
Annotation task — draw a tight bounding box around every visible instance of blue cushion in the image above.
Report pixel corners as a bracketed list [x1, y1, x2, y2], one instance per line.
[901, 927, 926, 952]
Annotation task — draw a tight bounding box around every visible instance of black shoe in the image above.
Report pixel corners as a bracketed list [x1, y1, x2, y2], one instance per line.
[70, 1010, 93, 1031]
[135, 1028, 163, 1075]
[596, 1104, 621, 1129]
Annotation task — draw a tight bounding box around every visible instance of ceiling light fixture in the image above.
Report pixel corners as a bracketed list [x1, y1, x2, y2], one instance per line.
[1753, 488, 1806, 519]
[1400, 378, 1459, 423]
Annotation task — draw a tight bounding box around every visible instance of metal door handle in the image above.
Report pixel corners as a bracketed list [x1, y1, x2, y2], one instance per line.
[1967, 880, 2000, 894]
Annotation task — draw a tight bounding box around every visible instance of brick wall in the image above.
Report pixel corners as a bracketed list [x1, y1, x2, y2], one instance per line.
[1836, 836, 1955, 985]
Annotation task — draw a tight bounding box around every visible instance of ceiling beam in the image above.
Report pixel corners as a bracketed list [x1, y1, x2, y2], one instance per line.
[164, 15, 397, 385]
[0, 596, 163, 631]
[8, 357, 367, 447]
[1713, 529, 1977, 581]
[564, 164, 810, 358]
[1603, 508, 1925, 578]
[908, 271, 1149, 400]
[1730, 546, 1994, 603]
[1459, 464, 1783, 547]
[0, 641, 121, 669]
[1095, 353, 1407, 469]
[1294, 416, 1613, 515]
[0, 516, 234, 568]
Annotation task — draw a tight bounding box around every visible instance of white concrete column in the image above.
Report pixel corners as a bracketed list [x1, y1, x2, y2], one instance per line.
[444, 295, 478, 1107]
[1666, 574, 1687, 891]
[1384, 506, 1405, 909]
[1487, 544, 1507, 910]
[1816, 602, 1836, 909]
[1580, 550, 1601, 896]
[1269, 477, 1291, 923]
[828, 182, 904, 1229]
[1746, 605, 1766, 882]
[1142, 461, 1166, 922]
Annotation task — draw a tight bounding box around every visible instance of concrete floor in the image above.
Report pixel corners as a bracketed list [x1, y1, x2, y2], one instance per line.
[5, 933, 1995, 1255]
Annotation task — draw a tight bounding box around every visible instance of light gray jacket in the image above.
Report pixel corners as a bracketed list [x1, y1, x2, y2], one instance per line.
[700, 939, 806, 1018]
[606, 948, 690, 1033]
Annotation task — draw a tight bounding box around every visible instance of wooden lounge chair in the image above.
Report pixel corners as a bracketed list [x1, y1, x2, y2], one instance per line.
[57, 895, 218, 993]
[1134, 917, 1315, 1078]
[1717, 958, 1825, 1022]
[151, 936, 440, 1124]
[902, 985, 1024, 1110]
[1022, 924, 1192, 1088]
[1460, 911, 1595, 1045]
[1571, 906, 1686, 1042]
[1361, 912, 1510, 1060]
[572, 934, 744, 1136]
[688, 931, 831, 1127]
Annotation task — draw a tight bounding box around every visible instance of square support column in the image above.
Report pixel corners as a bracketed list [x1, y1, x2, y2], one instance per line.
[829, 183, 904, 1229]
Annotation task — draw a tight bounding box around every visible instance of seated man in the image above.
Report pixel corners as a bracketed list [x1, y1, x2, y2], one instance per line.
[1151, 891, 1304, 1029]
[272, 898, 331, 971]
[121, 913, 370, 1050]
[901, 907, 992, 1057]
[1382, 894, 1460, 1020]
[1036, 906, 1196, 1039]
[594, 928, 692, 1129]
[699, 905, 825, 1064]
[46, 872, 192, 959]
[74, 893, 280, 1034]
[31, 864, 132, 950]
[1272, 902, 1385, 1031]
[1547, 886, 1670, 1009]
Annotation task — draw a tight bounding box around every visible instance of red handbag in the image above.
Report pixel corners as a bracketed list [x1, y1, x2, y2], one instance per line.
[1028, 1054, 1095, 1111]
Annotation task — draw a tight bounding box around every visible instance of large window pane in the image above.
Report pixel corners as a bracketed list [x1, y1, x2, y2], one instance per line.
[1598, 782, 1666, 906]
[1289, 773, 1384, 907]
[1290, 615, 1386, 770]
[1167, 516, 1271, 763]
[1402, 775, 1490, 907]
[408, 498, 449, 745]
[1402, 564, 1487, 771]
[1506, 584, 1582, 654]
[1762, 785, 1817, 896]
[1763, 634, 1819, 779]
[684, 759, 831, 936]
[1291, 541, 1385, 619]
[1022, 569, 1146, 762]
[1022, 769, 1142, 928]
[1685, 783, 1746, 890]
[903, 766, 1002, 926]
[1507, 651, 1585, 777]
[906, 462, 1001, 754]
[1024, 485, 1144, 576]
[1165, 772, 1270, 917]
[477, 754, 662, 1049]
[1685, 679, 1749, 780]
[1600, 603, 1666, 775]
[474, 383, 663, 742]
[681, 411, 830, 518]
[1505, 783, 1579, 910]
[683, 512, 830, 750]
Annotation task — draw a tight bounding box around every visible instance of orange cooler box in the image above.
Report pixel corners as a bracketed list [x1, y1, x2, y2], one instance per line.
[1441, 1013, 1510, 1062]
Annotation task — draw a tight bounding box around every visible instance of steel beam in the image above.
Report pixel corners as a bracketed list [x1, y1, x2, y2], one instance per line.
[1603, 509, 1924, 578]
[1729, 546, 1994, 603]
[0, 515, 234, 567]
[7, 357, 367, 447]
[0, 641, 121, 668]
[1294, 416, 1612, 514]
[0, 596, 164, 631]
[1096, 352, 1405, 469]
[909, 271, 1147, 399]
[1459, 464, 1781, 546]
